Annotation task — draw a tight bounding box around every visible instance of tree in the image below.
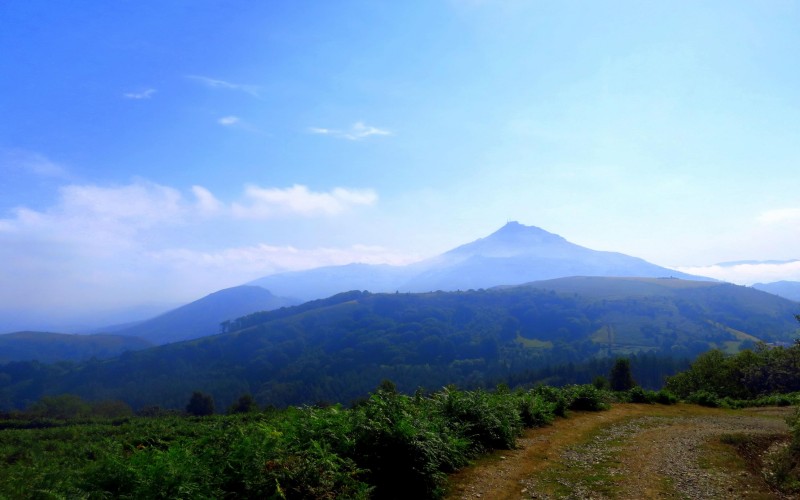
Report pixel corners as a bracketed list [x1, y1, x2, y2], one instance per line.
[27, 394, 91, 420]
[592, 375, 609, 390]
[609, 358, 636, 391]
[185, 391, 215, 416]
[227, 394, 258, 414]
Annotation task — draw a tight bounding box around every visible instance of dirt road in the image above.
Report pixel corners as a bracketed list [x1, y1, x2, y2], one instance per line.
[447, 404, 793, 499]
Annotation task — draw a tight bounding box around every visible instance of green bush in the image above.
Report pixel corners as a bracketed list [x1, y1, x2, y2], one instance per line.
[687, 390, 724, 408]
[516, 391, 556, 428]
[352, 390, 470, 498]
[652, 390, 678, 405]
[435, 388, 523, 452]
[532, 385, 570, 417]
[625, 386, 651, 404]
[566, 385, 610, 412]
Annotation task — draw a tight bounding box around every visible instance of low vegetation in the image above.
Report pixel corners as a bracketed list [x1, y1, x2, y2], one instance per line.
[0, 383, 614, 499]
[4, 334, 800, 497]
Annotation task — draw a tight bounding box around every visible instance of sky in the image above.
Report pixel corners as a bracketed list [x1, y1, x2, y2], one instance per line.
[1, 0, 799, 330]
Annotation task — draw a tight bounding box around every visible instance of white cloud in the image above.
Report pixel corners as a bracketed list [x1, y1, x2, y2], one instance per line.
[677, 260, 800, 286]
[308, 127, 333, 135]
[232, 184, 378, 218]
[1, 182, 378, 236]
[123, 88, 156, 99]
[0, 181, 192, 256]
[1, 149, 69, 178]
[308, 122, 392, 140]
[758, 207, 800, 224]
[150, 242, 418, 277]
[186, 75, 263, 98]
[218, 115, 240, 126]
[0, 179, 386, 326]
[192, 185, 222, 214]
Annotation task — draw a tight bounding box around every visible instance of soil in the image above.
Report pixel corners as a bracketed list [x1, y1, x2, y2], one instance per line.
[446, 404, 794, 499]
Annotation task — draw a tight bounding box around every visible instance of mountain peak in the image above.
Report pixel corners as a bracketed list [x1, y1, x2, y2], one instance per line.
[486, 221, 567, 244]
[442, 222, 568, 260]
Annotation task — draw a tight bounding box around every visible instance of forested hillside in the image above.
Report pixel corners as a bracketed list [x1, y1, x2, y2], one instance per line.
[1, 277, 796, 411]
[0, 332, 151, 363]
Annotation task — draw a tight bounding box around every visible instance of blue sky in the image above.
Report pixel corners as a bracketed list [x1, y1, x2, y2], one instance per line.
[2, 1, 800, 330]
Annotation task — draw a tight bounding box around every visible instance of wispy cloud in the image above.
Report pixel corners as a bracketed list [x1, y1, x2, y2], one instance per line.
[150, 242, 416, 276]
[0, 149, 69, 178]
[232, 184, 378, 218]
[758, 207, 800, 224]
[218, 116, 240, 126]
[308, 121, 392, 140]
[123, 88, 156, 100]
[0, 182, 378, 238]
[186, 75, 263, 99]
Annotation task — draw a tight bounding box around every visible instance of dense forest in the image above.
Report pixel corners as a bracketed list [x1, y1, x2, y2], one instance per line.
[0, 279, 797, 411]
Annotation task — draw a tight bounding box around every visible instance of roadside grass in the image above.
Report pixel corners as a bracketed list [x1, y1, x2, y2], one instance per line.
[700, 433, 782, 499]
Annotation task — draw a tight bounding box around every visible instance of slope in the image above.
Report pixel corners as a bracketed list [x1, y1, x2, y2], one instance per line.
[109, 285, 300, 345]
[0, 331, 152, 363]
[753, 280, 800, 302]
[2, 278, 796, 411]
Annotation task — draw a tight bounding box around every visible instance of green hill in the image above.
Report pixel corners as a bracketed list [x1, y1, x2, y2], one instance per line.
[0, 278, 797, 410]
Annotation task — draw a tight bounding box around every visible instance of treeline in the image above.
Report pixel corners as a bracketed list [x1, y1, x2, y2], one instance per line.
[666, 340, 800, 407]
[0, 349, 690, 412]
[503, 351, 691, 390]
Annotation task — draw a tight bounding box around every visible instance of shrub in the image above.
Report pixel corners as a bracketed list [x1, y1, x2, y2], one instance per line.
[626, 386, 652, 404]
[434, 388, 522, 452]
[566, 385, 610, 412]
[516, 391, 555, 428]
[687, 390, 724, 408]
[352, 390, 470, 499]
[652, 390, 678, 405]
[532, 385, 570, 417]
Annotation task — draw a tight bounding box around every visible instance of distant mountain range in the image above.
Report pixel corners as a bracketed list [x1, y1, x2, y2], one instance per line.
[753, 281, 800, 302]
[106, 286, 300, 345]
[249, 222, 708, 301]
[3, 277, 796, 410]
[6, 222, 798, 358]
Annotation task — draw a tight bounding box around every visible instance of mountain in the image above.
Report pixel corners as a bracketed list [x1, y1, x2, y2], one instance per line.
[2, 277, 795, 411]
[401, 222, 704, 291]
[0, 331, 152, 363]
[107, 286, 300, 344]
[249, 222, 708, 300]
[753, 281, 800, 302]
[249, 263, 412, 302]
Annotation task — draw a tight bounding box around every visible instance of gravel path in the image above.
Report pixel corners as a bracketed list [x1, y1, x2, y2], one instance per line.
[448, 405, 792, 500]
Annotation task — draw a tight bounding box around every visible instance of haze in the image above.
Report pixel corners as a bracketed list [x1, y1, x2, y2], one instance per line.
[2, 1, 799, 331]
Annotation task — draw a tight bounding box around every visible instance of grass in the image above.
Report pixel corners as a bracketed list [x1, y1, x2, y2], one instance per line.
[700, 434, 781, 499]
